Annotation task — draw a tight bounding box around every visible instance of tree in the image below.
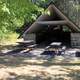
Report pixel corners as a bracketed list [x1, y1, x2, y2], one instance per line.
[0, 0, 43, 41]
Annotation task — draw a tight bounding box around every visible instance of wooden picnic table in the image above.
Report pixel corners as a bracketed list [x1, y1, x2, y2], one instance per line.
[17, 40, 35, 47]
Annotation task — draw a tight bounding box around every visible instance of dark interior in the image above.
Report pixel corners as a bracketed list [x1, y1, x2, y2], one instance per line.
[36, 25, 71, 47]
[35, 9, 71, 47]
[27, 8, 71, 47]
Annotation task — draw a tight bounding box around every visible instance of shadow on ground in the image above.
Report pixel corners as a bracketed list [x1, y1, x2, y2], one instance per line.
[0, 55, 80, 67]
[0, 44, 80, 80]
[0, 55, 80, 80]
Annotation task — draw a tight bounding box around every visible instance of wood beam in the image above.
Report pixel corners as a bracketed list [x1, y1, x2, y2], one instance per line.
[36, 20, 68, 25]
[51, 4, 80, 32]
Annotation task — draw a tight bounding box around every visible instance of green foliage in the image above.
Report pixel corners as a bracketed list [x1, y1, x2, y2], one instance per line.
[0, 0, 44, 43]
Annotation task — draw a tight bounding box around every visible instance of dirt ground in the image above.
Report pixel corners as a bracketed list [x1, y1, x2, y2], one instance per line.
[0, 55, 80, 80]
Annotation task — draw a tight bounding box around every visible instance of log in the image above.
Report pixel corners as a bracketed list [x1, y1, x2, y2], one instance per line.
[36, 21, 68, 25]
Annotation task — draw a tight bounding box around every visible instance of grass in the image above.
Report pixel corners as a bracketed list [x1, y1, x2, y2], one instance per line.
[0, 32, 19, 45]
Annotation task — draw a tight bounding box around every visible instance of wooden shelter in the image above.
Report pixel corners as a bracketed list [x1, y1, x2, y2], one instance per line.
[22, 4, 80, 47]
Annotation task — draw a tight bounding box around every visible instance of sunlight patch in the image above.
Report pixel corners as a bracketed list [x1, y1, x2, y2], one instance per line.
[2, 3, 10, 14]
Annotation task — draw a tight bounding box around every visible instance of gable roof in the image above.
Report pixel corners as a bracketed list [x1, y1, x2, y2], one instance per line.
[22, 4, 80, 37]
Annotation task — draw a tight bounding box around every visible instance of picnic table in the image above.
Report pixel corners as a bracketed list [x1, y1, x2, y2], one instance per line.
[17, 40, 35, 47]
